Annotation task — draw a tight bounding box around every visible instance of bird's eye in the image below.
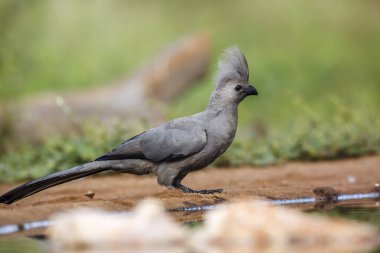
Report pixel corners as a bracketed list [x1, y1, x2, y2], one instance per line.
[234, 85, 242, 91]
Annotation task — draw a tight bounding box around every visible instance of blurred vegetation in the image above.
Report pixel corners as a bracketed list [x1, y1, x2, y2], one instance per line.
[216, 99, 380, 166]
[0, 0, 379, 182]
[0, 237, 47, 253]
[0, 119, 138, 182]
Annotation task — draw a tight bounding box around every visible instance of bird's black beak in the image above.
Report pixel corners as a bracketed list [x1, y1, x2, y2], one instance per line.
[247, 85, 258, 96]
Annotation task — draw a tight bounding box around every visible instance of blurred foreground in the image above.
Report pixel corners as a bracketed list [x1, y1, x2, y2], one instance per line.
[0, 156, 379, 252]
[47, 199, 378, 253]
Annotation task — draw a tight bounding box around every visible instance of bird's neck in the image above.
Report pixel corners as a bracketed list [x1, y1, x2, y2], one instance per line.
[207, 91, 238, 114]
[205, 91, 239, 151]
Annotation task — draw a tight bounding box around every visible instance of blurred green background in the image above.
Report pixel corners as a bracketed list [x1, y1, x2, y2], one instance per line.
[0, 0, 379, 182]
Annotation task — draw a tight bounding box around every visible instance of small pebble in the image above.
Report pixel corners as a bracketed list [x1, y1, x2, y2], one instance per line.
[347, 175, 356, 184]
[85, 191, 95, 199]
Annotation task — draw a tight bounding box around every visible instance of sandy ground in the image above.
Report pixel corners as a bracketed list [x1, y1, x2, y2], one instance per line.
[0, 155, 379, 228]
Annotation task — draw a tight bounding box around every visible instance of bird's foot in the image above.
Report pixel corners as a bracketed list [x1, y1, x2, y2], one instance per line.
[171, 182, 223, 194]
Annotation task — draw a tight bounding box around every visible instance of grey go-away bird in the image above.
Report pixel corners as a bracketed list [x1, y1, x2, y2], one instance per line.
[0, 47, 258, 204]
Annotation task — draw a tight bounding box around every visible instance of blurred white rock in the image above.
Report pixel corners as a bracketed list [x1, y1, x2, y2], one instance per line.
[192, 201, 379, 253]
[49, 199, 379, 253]
[49, 199, 187, 253]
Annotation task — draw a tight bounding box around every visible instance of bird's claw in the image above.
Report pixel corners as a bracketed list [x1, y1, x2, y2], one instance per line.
[171, 182, 223, 194]
[195, 188, 224, 194]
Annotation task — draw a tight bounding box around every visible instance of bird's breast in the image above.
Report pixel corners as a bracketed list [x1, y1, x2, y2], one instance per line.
[207, 113, 238, 155]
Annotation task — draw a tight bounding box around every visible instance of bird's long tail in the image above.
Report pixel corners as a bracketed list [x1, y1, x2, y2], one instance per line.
[0, 162, 108, 204]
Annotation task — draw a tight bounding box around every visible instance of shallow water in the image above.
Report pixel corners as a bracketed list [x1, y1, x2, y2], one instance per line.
[0, 193, 379, 253]
[310, 201, 380, 230]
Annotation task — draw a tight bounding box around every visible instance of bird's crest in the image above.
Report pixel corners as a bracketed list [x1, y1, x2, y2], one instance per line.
[215, 47, 249, 87]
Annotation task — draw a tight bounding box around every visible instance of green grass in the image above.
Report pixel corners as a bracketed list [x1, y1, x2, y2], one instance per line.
[0, 0, 379, 182]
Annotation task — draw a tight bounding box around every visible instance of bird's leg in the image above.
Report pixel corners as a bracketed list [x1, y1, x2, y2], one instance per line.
[171, 181, 223, 194]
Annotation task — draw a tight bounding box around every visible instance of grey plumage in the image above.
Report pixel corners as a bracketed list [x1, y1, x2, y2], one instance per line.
[216, 47, 249, 85]
[0, 47, 258, 204]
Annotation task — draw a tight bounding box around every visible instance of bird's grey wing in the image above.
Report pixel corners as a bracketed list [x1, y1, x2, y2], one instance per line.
[140, 125, 207, 162]
[95, 123, 207, 162]
[95, 132, 146, 161]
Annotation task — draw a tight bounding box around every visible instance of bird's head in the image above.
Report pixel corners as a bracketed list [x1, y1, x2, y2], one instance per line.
[209, 47, 257, 108]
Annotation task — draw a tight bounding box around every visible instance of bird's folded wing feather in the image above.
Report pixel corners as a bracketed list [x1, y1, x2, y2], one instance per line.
[95, 122, 207, 162]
